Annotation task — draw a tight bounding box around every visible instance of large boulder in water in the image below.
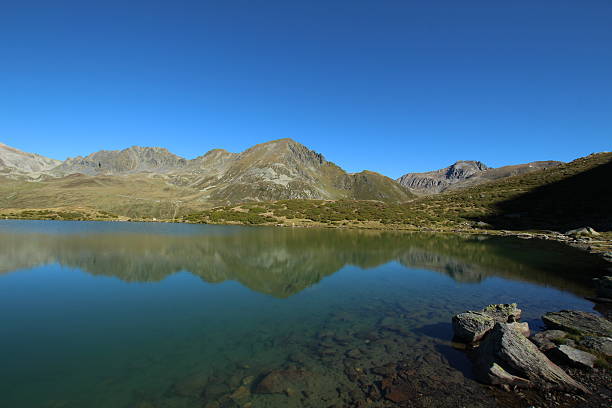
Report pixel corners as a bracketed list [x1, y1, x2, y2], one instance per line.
[542, 310, 612, 337]
[453, 303, 523, 343]
[452, 312, 495, 343]
[474, 323, 588, 393]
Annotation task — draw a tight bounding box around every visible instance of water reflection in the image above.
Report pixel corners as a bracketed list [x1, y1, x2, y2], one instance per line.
[0, 221, 606, 297]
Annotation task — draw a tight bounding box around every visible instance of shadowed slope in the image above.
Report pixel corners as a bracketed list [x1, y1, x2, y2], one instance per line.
[474, 153, 612, 231]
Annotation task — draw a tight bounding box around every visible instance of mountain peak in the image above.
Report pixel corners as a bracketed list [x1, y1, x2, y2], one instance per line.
[445, 161, 489, 179]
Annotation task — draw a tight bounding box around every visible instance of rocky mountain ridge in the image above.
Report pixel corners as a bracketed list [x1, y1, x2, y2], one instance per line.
[51, 146, 189, 176]
[397, 159, 562, 194]
[0, 139, 413, 210]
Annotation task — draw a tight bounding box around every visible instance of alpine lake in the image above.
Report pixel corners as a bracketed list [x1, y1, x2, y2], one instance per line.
[0, 220, 608, 408]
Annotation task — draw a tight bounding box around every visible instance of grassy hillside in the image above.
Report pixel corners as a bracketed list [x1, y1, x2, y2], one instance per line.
[0, 173, 202, 220]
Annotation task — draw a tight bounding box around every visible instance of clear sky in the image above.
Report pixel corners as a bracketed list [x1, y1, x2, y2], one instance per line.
[1, 1, 610, 178]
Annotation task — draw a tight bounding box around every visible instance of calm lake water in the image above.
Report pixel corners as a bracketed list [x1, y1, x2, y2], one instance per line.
[0, 220, 608, 408]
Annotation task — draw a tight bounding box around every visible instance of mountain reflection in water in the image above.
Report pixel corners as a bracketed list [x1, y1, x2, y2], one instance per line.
[0, 221, 606, 297]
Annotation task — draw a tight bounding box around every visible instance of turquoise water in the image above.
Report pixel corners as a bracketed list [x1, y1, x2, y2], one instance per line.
[0, 220, 607, 408]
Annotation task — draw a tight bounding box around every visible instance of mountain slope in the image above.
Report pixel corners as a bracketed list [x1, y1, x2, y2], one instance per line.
[0, 142, 61, 178]
[397, 160, 562, 194]
[174, 139, 413, 204]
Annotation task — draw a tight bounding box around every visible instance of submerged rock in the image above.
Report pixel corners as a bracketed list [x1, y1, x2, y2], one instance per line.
[474, 323, 588, 393]
[549, 345, 597, 369]
[169, 372, 209, 397]
[255, 368, 312, 394]
[542, 310, 612, 337]
[229, 385, 251, 402]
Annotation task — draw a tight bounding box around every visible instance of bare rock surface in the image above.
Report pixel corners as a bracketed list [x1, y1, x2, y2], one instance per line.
[542, 310, 612, 337]
[508, 321, 530, 337]
[474, 323, 588, 393]
[578, 336, 612, 357]
[549, 344, 597, 369]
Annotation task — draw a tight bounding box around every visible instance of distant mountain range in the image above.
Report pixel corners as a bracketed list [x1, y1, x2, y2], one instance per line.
[0, 138, 565, 215]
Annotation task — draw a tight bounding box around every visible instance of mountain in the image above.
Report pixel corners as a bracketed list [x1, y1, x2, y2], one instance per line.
[0, 142, 61, 178]
[405, 151, 612, 232]
[0, 139, 413, 217]
[397, 160, 562, 194]
[168, 139, 412, 204]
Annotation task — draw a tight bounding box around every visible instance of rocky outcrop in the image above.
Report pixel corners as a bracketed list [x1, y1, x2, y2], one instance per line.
[397, 161, 489, 194]
[474, 323, 588, 392]
[542, 310, 612, 337]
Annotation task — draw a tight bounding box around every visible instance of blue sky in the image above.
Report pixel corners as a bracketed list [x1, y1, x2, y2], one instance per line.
[1, 1, 610, 177]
